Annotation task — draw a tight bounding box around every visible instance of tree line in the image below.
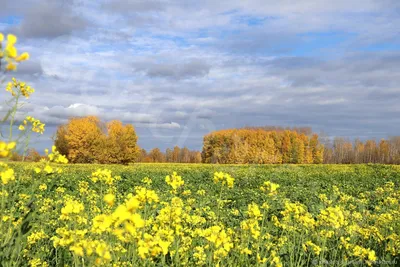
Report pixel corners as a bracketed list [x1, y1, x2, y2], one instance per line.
[10, 116, 400, 165]
[201, 128, 324, 164]
[323, 137, 400, 164]
[138, 146, 202, 163]
[52, 116, 201, 164]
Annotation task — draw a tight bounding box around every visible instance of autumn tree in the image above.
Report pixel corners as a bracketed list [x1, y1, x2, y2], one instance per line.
[180, 147, 190, 163]
[54, 125, 69, 157]
[172, 146, 180, 162]
[63, 116, 104, 163]
[54, 116, 140, 164]
[148, 148, 165, 162]
[97, 120, 140, 164]
[202, 128, 323, 164]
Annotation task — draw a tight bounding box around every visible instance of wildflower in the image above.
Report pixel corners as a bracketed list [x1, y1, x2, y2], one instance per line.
[247, 202, 262, 220]
[213, 172, 234, 188]
[302, 241, 322, 255]
[6, 79, 35, 98]
[44, 165, 54, 174]
[142, 177, 152, 185]
[165, 172, 184, 192]
[318, 206, 347, 229]
[39, 184, 47, 191]
[270, 250, 282, 267]
[257, 254, 267, 264]
[241, 247, 252, 255]
[0, 141, 16, 157]
[197, 189, 206, 196]
[61, 199, 84, 216]
[91, 169, 114, 185]
[27, 230, 48, 246]
[104, 193, 115, 206]
[1, 168, 15, 185]
[260, 181, 280, 196]
[16, 52, 29, 61]
[193, 246, 207, 265]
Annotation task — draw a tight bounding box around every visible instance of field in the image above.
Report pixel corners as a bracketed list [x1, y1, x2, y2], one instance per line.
[1, 162, 400, 266]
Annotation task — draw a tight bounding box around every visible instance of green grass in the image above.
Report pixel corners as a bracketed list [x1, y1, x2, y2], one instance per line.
[11, 162, 400, 209]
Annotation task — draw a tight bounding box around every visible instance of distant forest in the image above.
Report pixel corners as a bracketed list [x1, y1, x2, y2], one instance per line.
[201, 126, 400, 164]
[139, 126, 400, 164]
[10, 120, 400, 164]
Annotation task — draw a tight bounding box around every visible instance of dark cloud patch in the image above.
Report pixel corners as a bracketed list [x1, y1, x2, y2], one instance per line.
[219, 30, 299, 54]
[16, 61, 43, 75]
[10, 0, 89, 38]
[103, 0, 166, 13]
[134, 59, 211, 79]
[367, 90, 400, 101]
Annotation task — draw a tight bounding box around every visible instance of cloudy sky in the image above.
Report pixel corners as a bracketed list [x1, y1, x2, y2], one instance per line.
[1, 0, 400, 152]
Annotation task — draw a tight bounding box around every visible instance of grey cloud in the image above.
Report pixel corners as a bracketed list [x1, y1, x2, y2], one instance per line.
[103, 0, 166, 13]
[16, 61, 43, 76]
[10, 0, 89, 38]
[219, 31, 299, 54]
[134, 59, 211, 79]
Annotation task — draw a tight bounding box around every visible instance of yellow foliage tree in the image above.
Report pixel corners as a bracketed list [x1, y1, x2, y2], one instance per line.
[54, 116, 140, 164]
[64, 116, 104, 163]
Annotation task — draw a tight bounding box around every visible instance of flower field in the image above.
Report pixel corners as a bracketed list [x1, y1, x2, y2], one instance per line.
[1, 161, 400, 266]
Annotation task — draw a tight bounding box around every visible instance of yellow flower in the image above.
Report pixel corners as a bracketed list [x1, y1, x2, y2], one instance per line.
[1, 168, 15, 185]
[0, 33, 4, 42]
[39, 184, 47, 191]
[241, 248, 252, 255]
[44, 165, 54, 174]
[165, 172, 184, 192]
[16, 52, 29, 62]
[0, 141, 16, 157]
[260, 181, 280, 196]
[104, 193, 115, 206]
[213, 172, 234, 188]
[197, 189, 206, 196]
[6, 45, 17, 58]
[6, 62, 17, 71]
[247, 202, 262, 220]
[7, 34, 17, 45]
[19, 125, 25, 131]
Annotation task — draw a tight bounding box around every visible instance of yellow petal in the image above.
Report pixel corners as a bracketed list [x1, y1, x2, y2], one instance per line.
[16, 52, 29, 62]
[6, 45, 17, 58]
[6, 62, 17, 71]
[0, 33, 4, 42]
[7, 34, 17, 45]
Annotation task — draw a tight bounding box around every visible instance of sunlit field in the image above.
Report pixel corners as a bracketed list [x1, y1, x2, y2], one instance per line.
[1, 6, 400, 267]
[1, 162, 399, 266]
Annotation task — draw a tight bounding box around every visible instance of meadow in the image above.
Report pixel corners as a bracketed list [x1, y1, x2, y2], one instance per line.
[1, 160, 399, 266]
[1, 28, 399, 267]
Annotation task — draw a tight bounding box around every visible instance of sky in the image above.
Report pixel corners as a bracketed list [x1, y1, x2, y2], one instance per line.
[0, 0, 400, 152]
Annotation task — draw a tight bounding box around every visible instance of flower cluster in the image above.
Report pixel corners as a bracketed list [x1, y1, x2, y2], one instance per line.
[0, 141, 15, 158]
[213, 171, 234, 188]
[19, 116, 45, 134]
[0, 33, 30, 71]
[1, 164, 399, 267]
[6, 78, 35, 98]
[165, 171, 184, 193]
[260, 180, 280, 196]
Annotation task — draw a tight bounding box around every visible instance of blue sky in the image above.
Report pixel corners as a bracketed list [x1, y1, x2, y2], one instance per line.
[1, 0, 400, 152]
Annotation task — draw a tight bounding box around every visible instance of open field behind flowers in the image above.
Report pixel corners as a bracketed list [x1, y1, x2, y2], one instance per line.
[2, 161, 400, 267]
